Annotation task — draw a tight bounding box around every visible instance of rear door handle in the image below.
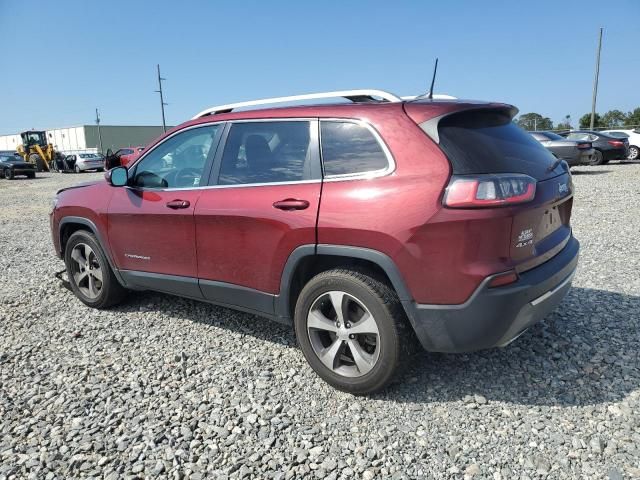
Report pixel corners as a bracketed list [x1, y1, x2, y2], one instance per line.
[273, 198, 310, 211]
[166, 199, 191, 209]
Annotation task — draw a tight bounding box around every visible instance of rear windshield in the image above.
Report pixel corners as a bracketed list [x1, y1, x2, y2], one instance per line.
[433, 110, 556, 179]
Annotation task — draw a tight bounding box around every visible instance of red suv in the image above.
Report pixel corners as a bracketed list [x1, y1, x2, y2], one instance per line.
[50, 90, 579, 394]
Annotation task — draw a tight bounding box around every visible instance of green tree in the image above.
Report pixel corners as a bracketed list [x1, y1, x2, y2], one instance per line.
[516, 113, 553, 131]
[601, 109, 627, 127]
[625, 107, 640, 127]
[579, 113, 603, 129]
[556, 122, 572, 131]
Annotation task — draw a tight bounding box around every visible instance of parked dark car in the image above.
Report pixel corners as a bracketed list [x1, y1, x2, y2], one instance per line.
[50, 89, 579, 394]
[563, 130, 629, 165]
[530, 131, 595, 166]
[0, 153, 36, 179]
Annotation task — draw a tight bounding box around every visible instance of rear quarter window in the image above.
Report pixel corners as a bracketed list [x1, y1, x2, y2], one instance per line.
[320, 121, 389, 176]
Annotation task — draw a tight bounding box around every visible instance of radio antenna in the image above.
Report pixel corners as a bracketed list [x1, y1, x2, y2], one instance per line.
[427, 58, 439, 99]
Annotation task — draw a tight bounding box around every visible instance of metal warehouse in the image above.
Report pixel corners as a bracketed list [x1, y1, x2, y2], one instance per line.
[0, 125, 168, 154]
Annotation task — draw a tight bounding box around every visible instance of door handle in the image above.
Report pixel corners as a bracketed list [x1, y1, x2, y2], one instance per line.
[166, 199, 191, 209]
[273, 198, 310, 211]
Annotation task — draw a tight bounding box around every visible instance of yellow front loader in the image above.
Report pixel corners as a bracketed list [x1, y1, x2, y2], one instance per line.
[16, 130, 61, 172]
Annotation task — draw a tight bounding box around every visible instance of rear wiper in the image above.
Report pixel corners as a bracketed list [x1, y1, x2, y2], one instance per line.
[547, 157, 563, 172]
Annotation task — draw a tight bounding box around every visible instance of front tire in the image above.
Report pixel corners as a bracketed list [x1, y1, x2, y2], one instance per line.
[75, 165, 81, 173]
[294, 269, 409, 395]
[4, 168, 13, 180]
[629, 146, 639, 161]
[64, 230, 126, 309]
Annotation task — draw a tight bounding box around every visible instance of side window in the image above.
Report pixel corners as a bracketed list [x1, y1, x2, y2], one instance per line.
[320, 121, 389, 176]
[218, 121, 312, 185]
[132, 125, 220, 189]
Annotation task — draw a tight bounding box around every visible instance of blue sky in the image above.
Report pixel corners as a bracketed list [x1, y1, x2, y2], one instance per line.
[1, 0, 638, 133]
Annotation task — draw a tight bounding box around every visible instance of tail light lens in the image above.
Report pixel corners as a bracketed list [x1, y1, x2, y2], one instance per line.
[443, 174, 537, 208]
[577, 143, 592, 149]
[608, 140, 624, 147]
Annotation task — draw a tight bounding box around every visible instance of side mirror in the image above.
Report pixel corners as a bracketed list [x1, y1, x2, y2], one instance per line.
[106, 166, 128, 187]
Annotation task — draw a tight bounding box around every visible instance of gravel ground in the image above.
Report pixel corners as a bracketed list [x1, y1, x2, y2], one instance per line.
[1, 164, 639, 480]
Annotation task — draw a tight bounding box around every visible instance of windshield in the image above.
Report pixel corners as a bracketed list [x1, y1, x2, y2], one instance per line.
[605, 131, 629, 138]
[542, 131, 564, 140]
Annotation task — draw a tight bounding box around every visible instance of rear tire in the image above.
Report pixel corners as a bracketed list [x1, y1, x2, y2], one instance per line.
[75, 165, 81, 173]
[592, 149, 604, 165]
[64, 230, 127, 309]
[294, 269, 410, 395]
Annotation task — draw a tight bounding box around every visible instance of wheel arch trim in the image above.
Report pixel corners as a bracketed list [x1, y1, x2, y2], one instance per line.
[276, 244, 413, 321]
[58, 216, 127, 287]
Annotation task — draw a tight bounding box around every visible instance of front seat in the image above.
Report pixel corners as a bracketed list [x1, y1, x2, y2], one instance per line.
[244, 135, 274, 181]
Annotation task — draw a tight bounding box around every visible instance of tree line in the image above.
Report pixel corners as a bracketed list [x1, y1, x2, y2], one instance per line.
[516, 108, 640, 131]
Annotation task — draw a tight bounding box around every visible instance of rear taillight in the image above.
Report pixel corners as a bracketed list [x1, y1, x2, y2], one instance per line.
[608, 140, 624, 147]
[443, 174, 537, 208]
[577, 143, 591, 149]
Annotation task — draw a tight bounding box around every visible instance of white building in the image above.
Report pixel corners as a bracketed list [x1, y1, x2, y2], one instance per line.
[0, 125, 169, 154]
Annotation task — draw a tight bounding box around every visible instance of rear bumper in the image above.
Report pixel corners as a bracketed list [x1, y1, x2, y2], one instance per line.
[403, 236, 579, 353]
[603, 147, 627, 160]
[77, 162, 104, 171]
[564, 149, 594, 166]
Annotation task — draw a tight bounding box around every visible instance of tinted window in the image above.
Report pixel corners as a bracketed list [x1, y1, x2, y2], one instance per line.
[132, 125, 220, 188]
[218, 121, 312, 185]
[320, 121, 388, 176]
[435, 110, 556, 180]
[606, 131, 629, 138]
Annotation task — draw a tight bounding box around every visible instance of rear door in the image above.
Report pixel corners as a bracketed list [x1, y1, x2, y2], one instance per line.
[194, 120, 321, 313]
[108, 124, 223, 291]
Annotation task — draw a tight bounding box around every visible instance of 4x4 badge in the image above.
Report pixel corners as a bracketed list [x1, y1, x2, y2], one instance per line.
[516, 228, 534, 248]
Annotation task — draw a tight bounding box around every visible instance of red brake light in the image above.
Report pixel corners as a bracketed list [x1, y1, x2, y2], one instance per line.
[608, 140, 624, 147]
[443, 174, 537, 208]
[577, 143, 591, 149]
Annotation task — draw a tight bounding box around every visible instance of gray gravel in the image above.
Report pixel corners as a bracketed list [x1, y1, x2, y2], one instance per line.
[1, 165, 639, 479]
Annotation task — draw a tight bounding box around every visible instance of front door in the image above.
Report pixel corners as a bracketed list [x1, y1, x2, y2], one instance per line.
[108, 124, 223, 288]
[195, 120, 321, 311]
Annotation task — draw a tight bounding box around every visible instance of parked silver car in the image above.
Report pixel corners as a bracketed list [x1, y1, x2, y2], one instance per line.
[530, 131, 596, 166]
[65, 153, 105, 173]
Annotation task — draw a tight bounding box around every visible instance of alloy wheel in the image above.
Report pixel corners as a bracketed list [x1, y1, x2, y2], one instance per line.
[307, 291, 380, 378]
[629, 146, 639, 161]
[69, 243, 103, 299]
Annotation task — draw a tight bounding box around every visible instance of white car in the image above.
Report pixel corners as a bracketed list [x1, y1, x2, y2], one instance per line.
[601, 129, 640, 160]
[66, 153, 105, 173]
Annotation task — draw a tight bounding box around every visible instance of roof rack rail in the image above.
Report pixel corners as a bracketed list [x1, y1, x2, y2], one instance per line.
[401, 94, 457, 100]
[192, 89, 403, 119]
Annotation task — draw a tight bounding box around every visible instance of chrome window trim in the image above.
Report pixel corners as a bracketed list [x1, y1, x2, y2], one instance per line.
[319, 118, 396, 182]
[125, 117, 395, 192]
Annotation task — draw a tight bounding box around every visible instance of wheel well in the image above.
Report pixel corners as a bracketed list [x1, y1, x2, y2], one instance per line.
[60, 223, 92, 255]
[287, 255, 395, 319]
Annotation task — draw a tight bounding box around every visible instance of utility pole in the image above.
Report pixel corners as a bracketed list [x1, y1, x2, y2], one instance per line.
[590, 27, 603, 130]
[155, 64, 168, 133]
[95, 108, 103, 154]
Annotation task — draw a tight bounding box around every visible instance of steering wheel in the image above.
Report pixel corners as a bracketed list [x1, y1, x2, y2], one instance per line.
[172, 167, 202, 188]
